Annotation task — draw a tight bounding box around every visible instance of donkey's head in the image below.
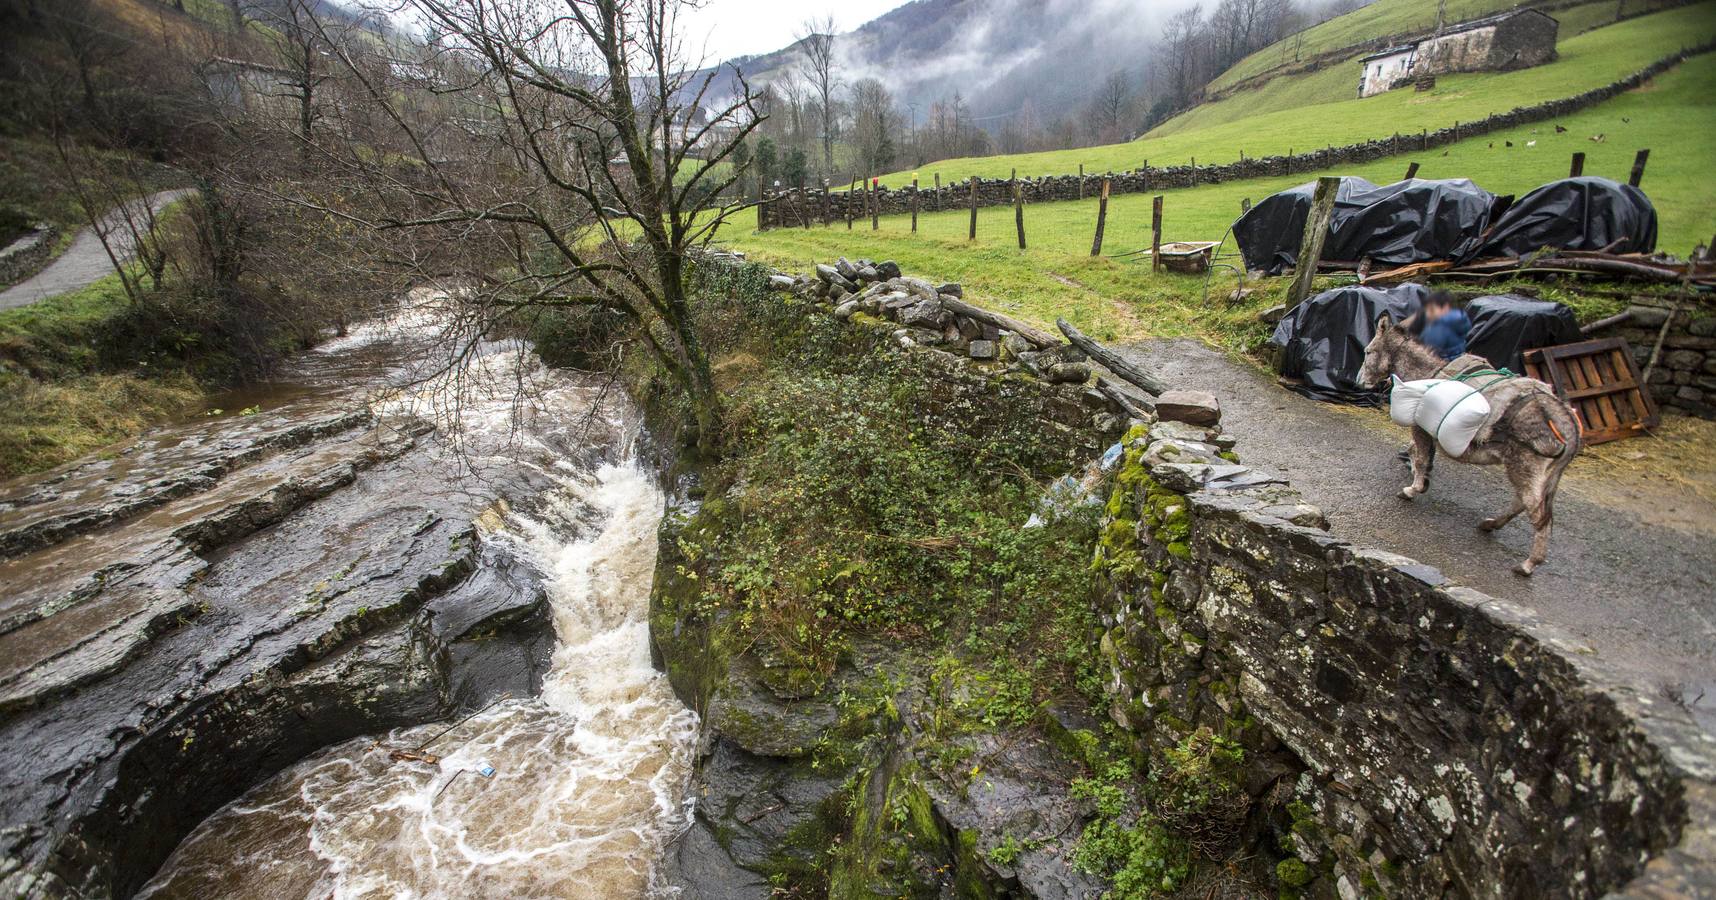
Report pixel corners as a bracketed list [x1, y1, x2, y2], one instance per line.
[1357, 314, 1411, 388]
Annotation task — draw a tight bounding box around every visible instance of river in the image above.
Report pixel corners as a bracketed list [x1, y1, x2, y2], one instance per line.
[125, 299, 700, 897]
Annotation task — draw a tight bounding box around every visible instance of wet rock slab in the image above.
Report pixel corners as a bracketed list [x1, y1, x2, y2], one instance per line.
[0, 390, 559, 898]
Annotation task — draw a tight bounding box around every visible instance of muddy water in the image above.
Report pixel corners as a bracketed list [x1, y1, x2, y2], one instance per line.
[134, 299, 699, 898]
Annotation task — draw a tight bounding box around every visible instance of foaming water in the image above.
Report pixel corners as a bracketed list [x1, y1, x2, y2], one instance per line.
[137, 308, 699, 899]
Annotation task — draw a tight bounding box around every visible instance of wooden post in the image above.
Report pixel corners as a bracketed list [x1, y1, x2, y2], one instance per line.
[801, 189, 811, 229]
[1078, 163, 1085, 200]
[1287, 176, 1341, 309]
[758, 192, 767, 230]
[1012, 169, 1026, 250]
[1150, 195, 1164, 274]
[1629, 149, 1650, 187]
[910, 178, 919, 233]
[1091, 177, 1111, 256]
[870, 178, 879, 230]
[1404, 161, 1420, 180]
[968, 176, 978, 241]
[847, 180, 856, 230]
[934, 173, 941, 211]
[1190, 156, 1196, 186]
[1142, 159, 1149, 190]
[1570, 152, 1586, 177]
[822, 183, 832, 226]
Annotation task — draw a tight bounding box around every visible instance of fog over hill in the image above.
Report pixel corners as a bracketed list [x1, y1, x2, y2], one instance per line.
[707, 0, 1360, 132]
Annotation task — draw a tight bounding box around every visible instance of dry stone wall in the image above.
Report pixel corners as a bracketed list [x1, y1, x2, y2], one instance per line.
[0, 223, 58, 289]
[757, 43, 1715, 232]
[1587, 301, 1716, 419]
[726, 251, 1716, 897]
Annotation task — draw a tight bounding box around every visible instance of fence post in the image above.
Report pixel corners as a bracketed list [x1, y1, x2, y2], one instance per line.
[1570, 152, 1585, 177]
[911, 178, 919, 233]
[968, 176, 978, 241]
[847, 180, 856, 230]
[1091, 177, 1111, 256]
[1013, 170, 1026, 250]
[1629, 149, 1650, 187]
[1078, 163, 1085, 200]
[1190, 156, 1197, 186]
[1287, 176, 1341, 309]
[1404, 161, 1420, 180]
[758, 191, 767, 230]
[801, 189, 811, 229]
[934, 173, 941, 211]
[870, 178, 879, 230]
[822, 182, 831, 226]
[1150, 195, 1164, 274]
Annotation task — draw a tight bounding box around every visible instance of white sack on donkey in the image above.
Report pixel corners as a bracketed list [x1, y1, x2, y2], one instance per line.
[1389, 377, 1491, 456]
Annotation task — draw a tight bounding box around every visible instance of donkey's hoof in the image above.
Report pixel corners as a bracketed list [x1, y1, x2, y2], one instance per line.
[1514, 560, 1537, 577]
[1399, 487, 1420, 501]
[1479, 518, 1503, 532]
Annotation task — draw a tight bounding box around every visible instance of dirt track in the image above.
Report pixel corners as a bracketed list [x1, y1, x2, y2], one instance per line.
[0, 189, 191, 310]
[1120, 338, 1716, 734]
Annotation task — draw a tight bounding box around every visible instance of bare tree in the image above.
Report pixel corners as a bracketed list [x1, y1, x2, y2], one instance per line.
[795, 16, 838, 178]
[302, 0, 760, 453]
[1090, 69, 1131, 142]
[848, 77, 896, 178]
[253, 0, 341, 162]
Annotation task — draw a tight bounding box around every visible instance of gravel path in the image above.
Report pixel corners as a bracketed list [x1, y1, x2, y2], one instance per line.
[0, 189, 192, 310]
[1120, 338, 1716, 734]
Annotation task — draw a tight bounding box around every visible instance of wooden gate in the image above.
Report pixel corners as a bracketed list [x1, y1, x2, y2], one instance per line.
[1523, 338, 1658, 444]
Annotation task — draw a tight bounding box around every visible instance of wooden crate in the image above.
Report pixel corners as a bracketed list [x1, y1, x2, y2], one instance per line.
[1524, 337, 1658, 445]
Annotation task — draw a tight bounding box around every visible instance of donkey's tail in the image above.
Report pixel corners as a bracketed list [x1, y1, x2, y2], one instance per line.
[1530, 391, 1582, 460]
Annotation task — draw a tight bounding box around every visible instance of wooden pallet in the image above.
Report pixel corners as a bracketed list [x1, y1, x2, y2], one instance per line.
[1524, 337, 1658, 444]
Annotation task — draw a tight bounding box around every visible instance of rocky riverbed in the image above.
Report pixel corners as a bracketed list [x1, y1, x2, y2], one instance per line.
[0, 297, 697, 898]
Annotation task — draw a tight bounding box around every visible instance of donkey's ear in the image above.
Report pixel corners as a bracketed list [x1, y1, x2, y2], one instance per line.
[1376, 314, 1392, 333]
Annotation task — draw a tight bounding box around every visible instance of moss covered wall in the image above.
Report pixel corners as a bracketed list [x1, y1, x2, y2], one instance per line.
[1094, 422, 1716, 898]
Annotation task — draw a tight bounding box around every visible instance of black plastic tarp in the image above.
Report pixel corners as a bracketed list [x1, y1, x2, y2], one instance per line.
[1464, 294, 1580, 374]
[1270, 283, 1427, 404]
[1472, 176, 1657, 259]
[1234, 177, 1505, 275]
[1271, 286, 1583, 404]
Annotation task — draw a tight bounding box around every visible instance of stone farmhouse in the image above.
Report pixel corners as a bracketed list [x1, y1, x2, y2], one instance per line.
[1358, 9, 1559, 98]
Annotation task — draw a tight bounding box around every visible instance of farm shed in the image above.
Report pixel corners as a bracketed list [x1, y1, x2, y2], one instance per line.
[1357, 9, 1559, 98]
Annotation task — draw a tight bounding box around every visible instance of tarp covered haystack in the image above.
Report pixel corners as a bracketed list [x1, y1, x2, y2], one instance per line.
[1271, 284, 1427, 403]
[1234, 178, 1505, 275]
[1271, 286, 1581, 404]
[1464, 293, 1580, 374]
[1474, 176, 1657, 259]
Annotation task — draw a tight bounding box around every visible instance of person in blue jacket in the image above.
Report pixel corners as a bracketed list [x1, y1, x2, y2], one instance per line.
[1396, 291, 1473, 462]
[1413, 290, 1470, 361]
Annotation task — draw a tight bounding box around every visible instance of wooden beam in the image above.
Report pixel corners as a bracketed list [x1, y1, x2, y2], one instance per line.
[942, 296, 1061, 348]
[1287, 176, 1342, 309]
[1092, 177, 1110, 256]
[1403, 161, 1420, 180]
[869, 178, 879, 230]
[1629, 148, 1650, 187]
[1569, 151, 1585, 178]
[1058, 318, 1168, 395]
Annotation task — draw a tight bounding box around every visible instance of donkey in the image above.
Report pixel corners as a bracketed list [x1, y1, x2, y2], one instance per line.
[1357, 316, 1582, 576]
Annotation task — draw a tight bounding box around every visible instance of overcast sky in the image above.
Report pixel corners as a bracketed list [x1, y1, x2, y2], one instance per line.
[677, 0, 905, 62]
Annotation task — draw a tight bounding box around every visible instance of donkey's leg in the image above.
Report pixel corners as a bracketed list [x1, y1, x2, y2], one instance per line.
[1401, 427, 1436, 500]
[1513, 455, 1557, 577]
[1480, 495, 1525, 531]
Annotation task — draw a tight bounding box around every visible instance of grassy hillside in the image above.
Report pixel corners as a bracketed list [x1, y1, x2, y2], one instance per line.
[723, 53, 1715, 346]
[875, 3, 1716, 185]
